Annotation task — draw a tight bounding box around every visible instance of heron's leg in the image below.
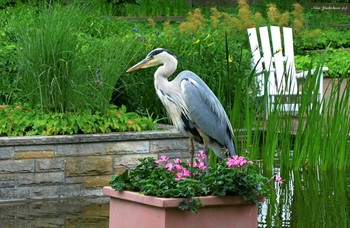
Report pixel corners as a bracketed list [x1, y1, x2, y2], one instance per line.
[204, 146, 209, 174]
[189, 138, 194, 179]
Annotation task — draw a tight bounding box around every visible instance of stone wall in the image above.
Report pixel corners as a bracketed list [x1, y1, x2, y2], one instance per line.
[0, 128, 192, 202]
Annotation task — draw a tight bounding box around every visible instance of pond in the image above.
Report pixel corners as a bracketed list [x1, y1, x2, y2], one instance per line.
[0, 169, 348, 227]
[259, 169, 350, 227]
[0, 197, 109, 228]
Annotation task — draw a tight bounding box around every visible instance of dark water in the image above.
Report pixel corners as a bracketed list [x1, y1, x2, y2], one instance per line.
[0, 197, 109, 228]
[0, 170, 348, 228]
[259, 169, 350, 227]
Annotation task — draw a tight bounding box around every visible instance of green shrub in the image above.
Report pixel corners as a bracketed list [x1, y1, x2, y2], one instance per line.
[295, 49, 350, 77]
[0, 6, 19, 104]
[0, 104, 157, 136]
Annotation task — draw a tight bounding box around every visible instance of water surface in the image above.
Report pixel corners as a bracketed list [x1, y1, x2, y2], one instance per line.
[1, 169, 348, 227]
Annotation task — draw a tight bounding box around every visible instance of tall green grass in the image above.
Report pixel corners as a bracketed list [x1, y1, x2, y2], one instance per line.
[14, 4, 140, 112]
[231, 60, 350, 170]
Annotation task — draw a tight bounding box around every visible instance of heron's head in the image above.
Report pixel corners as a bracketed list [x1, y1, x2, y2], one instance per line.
[126, 48, 177, 73]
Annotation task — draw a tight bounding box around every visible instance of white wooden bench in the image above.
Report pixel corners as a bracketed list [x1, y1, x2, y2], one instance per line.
[247, 26, 328, 119]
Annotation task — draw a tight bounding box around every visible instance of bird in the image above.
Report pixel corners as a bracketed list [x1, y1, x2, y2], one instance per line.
[126, 48, 236, 171]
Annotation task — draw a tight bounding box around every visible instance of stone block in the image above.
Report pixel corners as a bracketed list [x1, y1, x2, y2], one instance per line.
[150, 139, 188, 154]
[15, 151, 54, 159]
[17, 172, 65, 186]
[14, 145, 54, 152]
[56, 143, 105, 156]
[106, 141, 149, 154]
[0, 160, 35, 173]
[0, 187, 31, 201]
[83, 176, 110, 188]
[65, 176, 83, 184]
[66, 156, 113, 177]
[113, 154, 157, 168]
[65, 204, 109, 228]
[113, 167, 127, 174]
[36, 158, 65, 172]
[0, 147, 14, 160]
[0, 174, 16, 188]
[31, 184, 83, 199]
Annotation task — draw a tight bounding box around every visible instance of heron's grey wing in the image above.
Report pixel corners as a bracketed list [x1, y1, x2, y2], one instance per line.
[178, 71, 236, 156]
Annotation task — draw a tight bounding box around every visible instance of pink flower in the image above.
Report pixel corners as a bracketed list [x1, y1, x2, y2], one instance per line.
[182, 168, 190, 177]
[174, 164, 184, 172]
[275, 175, 283, 184]
[155, 155, 169, 164]
[175, 172, 185, 181]
[194, 161, 206, 170]
[226, 156, 248, 167]
[174, 158, 182, 164]
[165, 163, 173, 171]
[174, 168, 190, 181]
[196, 150, 207, 159]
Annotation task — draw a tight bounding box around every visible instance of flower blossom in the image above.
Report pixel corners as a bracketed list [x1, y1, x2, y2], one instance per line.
[226, 155, 248, 167]
[194, 161, 206, 170]
[275, 175, 283, 184]
[165, 163, 173, 171]
[196, 150, 207, 159]
[155, 155, 169, 164]
[175, 168, 190, 181]
[174, 158, 182, 164]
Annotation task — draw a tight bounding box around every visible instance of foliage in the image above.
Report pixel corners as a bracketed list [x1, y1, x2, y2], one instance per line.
[104, 0, 190, 17]
[12, 4, 143, 113]
[1, 1, 349, 116]
[0, 5, 19, 104]
[236, 69, 350, 171]
[0, 104, 157, 136]
[110, 154, 278, 213]
[295, 49, 350, 77]
[295, 29, 350, 51]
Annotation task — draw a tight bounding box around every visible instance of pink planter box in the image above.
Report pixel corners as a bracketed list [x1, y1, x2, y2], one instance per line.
[103, 186, 259, 228]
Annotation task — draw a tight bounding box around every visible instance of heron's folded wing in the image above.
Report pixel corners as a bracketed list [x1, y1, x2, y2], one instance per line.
[179, 71, 233, 149]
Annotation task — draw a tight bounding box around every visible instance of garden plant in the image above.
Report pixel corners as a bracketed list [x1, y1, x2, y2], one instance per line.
[1, 0, 349, 226]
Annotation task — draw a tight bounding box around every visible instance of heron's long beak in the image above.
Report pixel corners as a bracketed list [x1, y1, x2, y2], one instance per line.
[126, 59, 149, 72]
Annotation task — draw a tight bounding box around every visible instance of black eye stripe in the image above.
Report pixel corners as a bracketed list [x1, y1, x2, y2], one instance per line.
[148, 49, 176, 58]
[150, 49, 164, 56]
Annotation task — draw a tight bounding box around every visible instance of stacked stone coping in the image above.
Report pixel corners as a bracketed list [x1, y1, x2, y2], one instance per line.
[0, 127, 191, 202]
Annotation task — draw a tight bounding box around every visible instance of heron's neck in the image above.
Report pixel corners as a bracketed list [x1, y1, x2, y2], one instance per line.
[154, 55, 178, 85]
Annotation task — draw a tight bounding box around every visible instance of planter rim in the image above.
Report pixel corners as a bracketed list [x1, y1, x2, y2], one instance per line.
[103, 186, 258, 208]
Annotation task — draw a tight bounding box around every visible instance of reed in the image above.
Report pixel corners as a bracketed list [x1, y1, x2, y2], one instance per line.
[260, 168, 349, 227]
[230, 50, 349, 170]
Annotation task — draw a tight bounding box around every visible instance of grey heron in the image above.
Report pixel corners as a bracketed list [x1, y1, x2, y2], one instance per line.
[126, 48, 236, 170]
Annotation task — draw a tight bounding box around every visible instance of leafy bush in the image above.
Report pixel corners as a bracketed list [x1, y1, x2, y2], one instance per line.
[295, 49, 350, 77]
[295, 29, 350, 51]
[110, 155, 276, 213]
[0, 6, 19, 104]
[0, 104, 157, 136]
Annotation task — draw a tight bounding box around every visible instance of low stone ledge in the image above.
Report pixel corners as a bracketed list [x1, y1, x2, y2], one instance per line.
[0, 128, 184, 146]
[0, 127, 192, 202]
